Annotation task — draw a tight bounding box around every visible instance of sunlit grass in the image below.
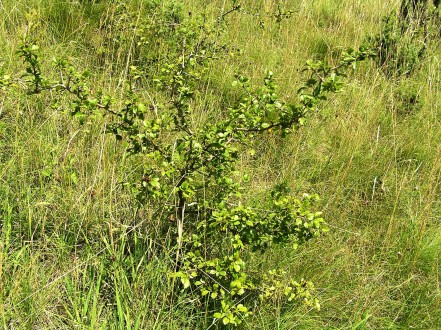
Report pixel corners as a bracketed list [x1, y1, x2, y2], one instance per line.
[0, 0, 440, 328]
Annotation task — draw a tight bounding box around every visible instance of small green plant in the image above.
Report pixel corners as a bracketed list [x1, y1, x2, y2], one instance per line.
[271, 0, 296, 27]
[0, 62, 12, 89]
[10, 3, 374, 326]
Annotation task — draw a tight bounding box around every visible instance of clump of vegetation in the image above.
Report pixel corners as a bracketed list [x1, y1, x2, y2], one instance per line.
[9, 1, 374, 324]
[393, 80, 423, 116]
[368, 0, 439, 77]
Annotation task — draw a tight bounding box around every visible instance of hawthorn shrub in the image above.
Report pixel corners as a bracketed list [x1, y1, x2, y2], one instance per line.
[5, 1, 374, 326]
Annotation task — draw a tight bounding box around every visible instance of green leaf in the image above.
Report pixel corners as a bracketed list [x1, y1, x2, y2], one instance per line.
[70, 172, 78, 185]
[41, 168, 52, 178]
[150, 177, 160, 189]
[137, 103, 147, 112]
[181, 276, 190, 289]
[236, 304, 248, 312]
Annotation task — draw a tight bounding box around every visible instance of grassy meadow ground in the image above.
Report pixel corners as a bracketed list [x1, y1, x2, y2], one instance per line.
[0, 0, 440, 328]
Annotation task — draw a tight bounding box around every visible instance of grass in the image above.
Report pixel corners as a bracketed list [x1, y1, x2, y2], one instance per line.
[0, 0, 440, 328]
